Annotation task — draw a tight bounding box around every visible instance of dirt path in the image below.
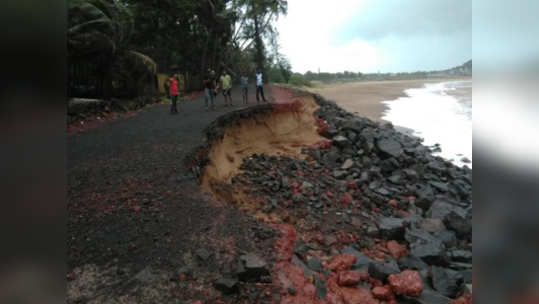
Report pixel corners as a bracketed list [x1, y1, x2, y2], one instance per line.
[67, 86, 278, 303]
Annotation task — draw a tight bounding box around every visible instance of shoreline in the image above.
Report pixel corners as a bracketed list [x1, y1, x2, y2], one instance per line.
[305, 77, 472, 122]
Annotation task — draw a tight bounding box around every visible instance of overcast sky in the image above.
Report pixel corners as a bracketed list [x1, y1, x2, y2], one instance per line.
[275, 0, 471, 74]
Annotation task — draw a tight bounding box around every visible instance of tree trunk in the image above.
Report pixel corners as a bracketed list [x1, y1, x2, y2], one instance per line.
[200, 30, 211, 75]
[253, 13, 265, 78]
[211, 35, 220, 71]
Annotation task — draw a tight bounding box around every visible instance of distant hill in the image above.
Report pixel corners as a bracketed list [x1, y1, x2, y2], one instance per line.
[441, 60, 472, 76]
[299, 60, 472, 83]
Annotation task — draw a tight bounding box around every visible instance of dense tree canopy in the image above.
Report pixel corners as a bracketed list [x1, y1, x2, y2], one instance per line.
[68, 0, 290, 100]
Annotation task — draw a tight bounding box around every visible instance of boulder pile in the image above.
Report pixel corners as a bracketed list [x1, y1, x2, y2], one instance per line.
[193, 90, 472, 303]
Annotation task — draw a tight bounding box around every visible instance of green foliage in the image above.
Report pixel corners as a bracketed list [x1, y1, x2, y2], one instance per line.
[303, 70, 363, 83]
[267, 66, 285, 83]
[68, 0, 289, 98]
[288, 73, 310, 87]
[68, 0, 157, 99]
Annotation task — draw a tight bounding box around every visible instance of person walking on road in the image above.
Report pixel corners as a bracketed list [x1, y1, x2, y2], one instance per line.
[220, 70, 233, 107]
[240, 74, 249, 105]
[256, 70, 267, 103]
[203, 73, 215, 111]
[169, 74, 179, 114]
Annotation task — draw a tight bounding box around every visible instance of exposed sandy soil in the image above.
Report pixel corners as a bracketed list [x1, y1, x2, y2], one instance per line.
[201, 94, 325, 221]
[307, 78, 471, 122]
[202, 95, 323, 187]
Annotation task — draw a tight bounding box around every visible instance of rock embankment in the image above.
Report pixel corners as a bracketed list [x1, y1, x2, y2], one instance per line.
[189, 87, 472, 303]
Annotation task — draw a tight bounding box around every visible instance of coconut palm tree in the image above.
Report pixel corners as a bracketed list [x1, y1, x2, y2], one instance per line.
[68, 0, 156, 99]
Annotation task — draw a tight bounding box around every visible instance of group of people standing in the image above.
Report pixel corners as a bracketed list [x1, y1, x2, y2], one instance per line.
[203, 69, 268, 111]
[167, 69, 268, 114]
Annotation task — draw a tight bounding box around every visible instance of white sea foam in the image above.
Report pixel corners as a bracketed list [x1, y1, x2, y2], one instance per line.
[381, 81, 472, 168]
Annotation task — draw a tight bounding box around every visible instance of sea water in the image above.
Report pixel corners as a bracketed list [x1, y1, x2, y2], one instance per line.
[382, 81, 472, 168]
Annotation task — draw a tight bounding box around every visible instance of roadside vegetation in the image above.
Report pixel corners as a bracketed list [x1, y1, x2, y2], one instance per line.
[68, 0, 291, 103]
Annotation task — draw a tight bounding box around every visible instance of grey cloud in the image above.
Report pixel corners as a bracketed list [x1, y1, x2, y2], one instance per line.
[336, 0, 471, 42]
[331, 0, 471, 72]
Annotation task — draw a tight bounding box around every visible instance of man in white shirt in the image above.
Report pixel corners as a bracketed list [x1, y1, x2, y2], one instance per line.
[255, 70, 268, 103]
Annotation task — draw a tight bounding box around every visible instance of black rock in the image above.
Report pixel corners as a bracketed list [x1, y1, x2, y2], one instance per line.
[345, 131, 358, 142]
[366, 225, 379, 237]
[407, 202, 424, 217]
[362, 156, 373, 166]
[402, 289, 451, 304]
[427, 161, 446, 172]
[404, 147, 418, 155]
[341, 159, 355, 170]
[292, 255, 313, 278]
[432, 230, 458, 248]
[448, 262, 472, 271]
[311, 149, 322, 162]
[375, 187, 391, 196]
[429, 181, 449, 193]
[253, 226, 276, 240]
[314, 275, 328, 299]
[376, 138, 403, 158]
[398, 255, 429, 270]
[333, 135, 351, 149]
[453, 179, 472, 200]
[237, 254, 269, 281]
[307, 258, 324, 272]
[294, 240, 311, 259]
[369, 180, 381, 190]
[419, 218, 446, 233]
[302, 181, 314, 188]
[368, 260, 401, 281]
[415, 184, 435, 210]
[281, 177, 290, 188]
[324, 150, 341, 165]
[410, 242, 446, 266]
[379, 217, 406, 240]
[427, 200, 471, 237]
[195, 248, 212, 262]
[292, 193, 304, 203]
[341, 119, 364, 134]
[461, 157, 471, 164]
[360, 127, 376, 142]
[342, 246, 374, 270]
[384, 157, 402, 172]
[333, 170, 348, 179]
[403, 169, 418, 181]
[323, 127, 339, 137]
[358, 172, 370, 184]
[460, 269, 473, 284]
[448, 250, 472, 263]
[363, 141, 375, 153]
[388, 174, 403, 185]
[431, 266, 464, 298]
[405, 228, 446, 265]
[214, 277, 239, 294]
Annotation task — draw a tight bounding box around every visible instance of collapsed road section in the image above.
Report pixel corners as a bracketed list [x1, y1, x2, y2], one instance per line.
[189, 86, 472, 304]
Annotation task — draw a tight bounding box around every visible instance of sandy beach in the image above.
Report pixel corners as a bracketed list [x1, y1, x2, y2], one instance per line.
[307, 78, 472, 122]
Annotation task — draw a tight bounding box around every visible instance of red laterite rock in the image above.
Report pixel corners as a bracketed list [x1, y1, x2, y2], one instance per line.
[388, 270, 423, 297]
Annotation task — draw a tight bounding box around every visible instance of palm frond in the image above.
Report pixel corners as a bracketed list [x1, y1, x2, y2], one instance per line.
[127, 50, 157, 75]
[68, 17, 112, 34]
